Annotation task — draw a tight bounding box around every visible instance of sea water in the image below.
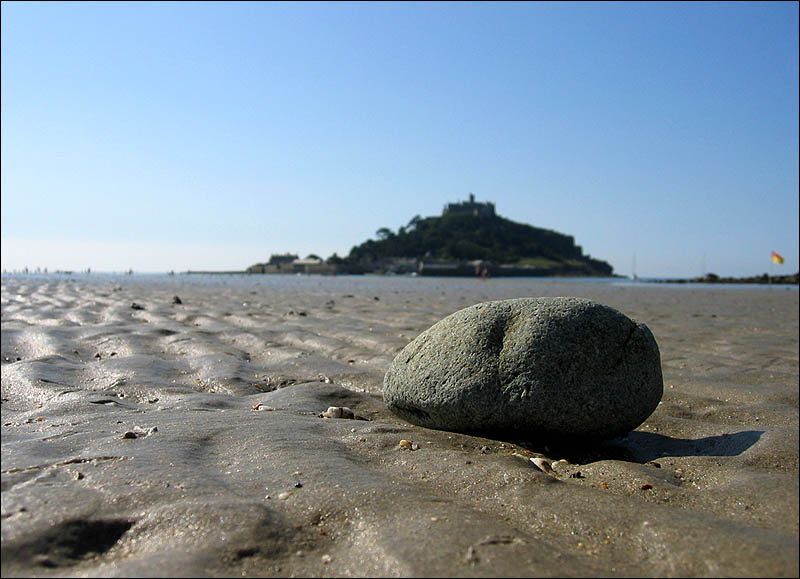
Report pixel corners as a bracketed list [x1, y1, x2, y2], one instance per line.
[1, 271, 796, 293]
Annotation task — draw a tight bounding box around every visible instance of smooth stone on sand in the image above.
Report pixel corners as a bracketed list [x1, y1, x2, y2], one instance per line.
[383, 297, 663, 441]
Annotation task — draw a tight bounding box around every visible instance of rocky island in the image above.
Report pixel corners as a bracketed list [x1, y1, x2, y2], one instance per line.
[247, 194, 615, 277]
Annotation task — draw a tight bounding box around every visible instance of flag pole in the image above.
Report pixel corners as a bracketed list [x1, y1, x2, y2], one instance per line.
[769, 252, 773, 286]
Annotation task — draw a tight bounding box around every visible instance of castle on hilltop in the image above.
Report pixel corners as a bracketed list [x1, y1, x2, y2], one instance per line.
[443, 193, 495, 218]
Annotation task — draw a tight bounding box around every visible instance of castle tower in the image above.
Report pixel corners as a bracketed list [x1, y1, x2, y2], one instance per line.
[443, 194, 495, 217]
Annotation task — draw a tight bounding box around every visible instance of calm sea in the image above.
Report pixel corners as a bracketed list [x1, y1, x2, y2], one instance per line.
[2, 272, 796, 292]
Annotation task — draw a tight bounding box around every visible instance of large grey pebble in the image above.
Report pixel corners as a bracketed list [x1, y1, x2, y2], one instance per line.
[383, 297, 663, 441]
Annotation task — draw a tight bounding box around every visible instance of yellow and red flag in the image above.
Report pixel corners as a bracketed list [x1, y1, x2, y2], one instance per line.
[771, 251, 785, 264]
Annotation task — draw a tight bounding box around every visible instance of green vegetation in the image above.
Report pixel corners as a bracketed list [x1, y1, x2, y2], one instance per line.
[344, 211, 614, 275]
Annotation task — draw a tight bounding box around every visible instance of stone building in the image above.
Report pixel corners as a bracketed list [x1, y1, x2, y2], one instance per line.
[443, 193, 495, 217]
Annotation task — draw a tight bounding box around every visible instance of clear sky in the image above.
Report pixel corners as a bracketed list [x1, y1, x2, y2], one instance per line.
[2, 1, 798, 278]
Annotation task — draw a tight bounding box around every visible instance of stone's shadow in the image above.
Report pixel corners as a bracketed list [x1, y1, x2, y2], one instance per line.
[615, 430, 765, 463]
[514, 430, 765, 465]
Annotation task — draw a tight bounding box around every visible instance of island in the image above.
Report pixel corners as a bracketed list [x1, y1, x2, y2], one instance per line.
[247, 194, 615, 277]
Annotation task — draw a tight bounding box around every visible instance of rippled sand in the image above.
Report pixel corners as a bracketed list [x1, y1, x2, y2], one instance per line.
[2, 274, 798, 577]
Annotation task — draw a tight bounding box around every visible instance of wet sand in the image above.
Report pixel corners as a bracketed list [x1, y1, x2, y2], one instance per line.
[1, 274, 798, 577]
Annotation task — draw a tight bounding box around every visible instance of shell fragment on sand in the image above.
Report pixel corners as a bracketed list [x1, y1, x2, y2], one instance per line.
[321, 406, 355, 419]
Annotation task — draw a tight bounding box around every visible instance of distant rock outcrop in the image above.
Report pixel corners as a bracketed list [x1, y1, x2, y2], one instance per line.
[346, 194, 614, 277]
[656, 272, 798, 285]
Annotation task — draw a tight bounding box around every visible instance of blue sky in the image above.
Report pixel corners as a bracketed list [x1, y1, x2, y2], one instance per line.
[2, 1, 798, 277]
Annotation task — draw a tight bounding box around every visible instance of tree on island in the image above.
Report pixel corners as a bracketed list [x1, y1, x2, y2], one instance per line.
[375, 227, 394, 241]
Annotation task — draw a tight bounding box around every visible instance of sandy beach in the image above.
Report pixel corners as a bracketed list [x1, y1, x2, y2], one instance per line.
[1, 273, 797, 578]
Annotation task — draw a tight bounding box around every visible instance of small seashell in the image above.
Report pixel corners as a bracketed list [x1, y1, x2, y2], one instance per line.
[531, 457, 555, 474]
[398, 439, 414, 450]
[321, 554, 332, 564]
[465, 545, 480, 565]
[278, 491, 293, 500]
[322, 406, 355, 419]
[479, 535, 517, 545]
